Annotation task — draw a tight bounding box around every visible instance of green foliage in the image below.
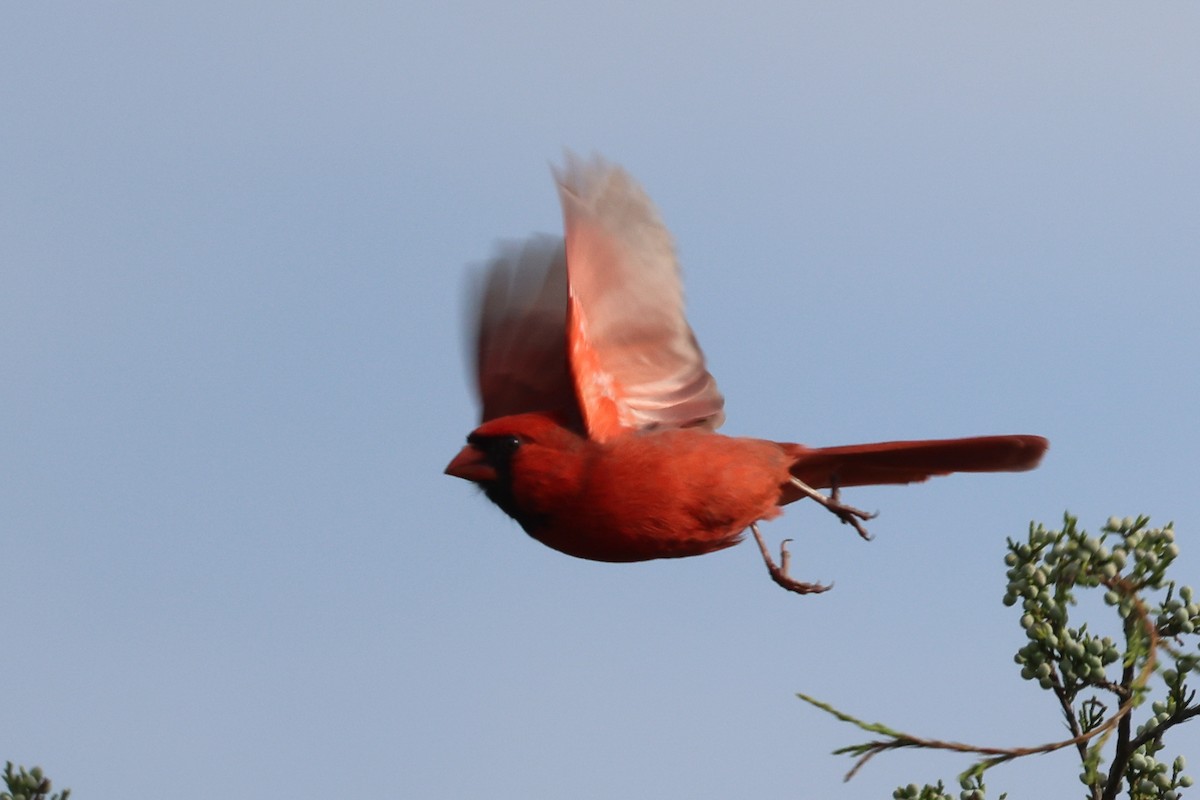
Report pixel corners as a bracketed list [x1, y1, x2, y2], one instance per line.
[799, 513, 1200, 800]
[893, 775, 1006, 800]
[1, 763, 69, 800]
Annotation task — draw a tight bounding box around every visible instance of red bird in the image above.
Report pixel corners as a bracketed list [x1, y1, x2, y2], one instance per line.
[446, 154, 1047, 594]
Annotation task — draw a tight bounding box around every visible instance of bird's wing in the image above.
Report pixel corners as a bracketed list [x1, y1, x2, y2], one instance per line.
[556, 153, 724, 441]
[470, 235, 583, 430]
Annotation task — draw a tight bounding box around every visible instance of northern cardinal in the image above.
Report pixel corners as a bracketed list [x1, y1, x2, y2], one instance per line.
[446, 154, 1047, 594]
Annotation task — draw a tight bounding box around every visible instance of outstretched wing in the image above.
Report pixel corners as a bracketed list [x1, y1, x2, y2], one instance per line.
[556, 153, 724, 441]
[470, 235, 583, 430]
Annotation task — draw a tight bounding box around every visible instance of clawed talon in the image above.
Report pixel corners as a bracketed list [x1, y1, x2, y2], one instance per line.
[791, 476, 876, 540]
[749, 477, 882, 594]
[750, 524, 831, 595]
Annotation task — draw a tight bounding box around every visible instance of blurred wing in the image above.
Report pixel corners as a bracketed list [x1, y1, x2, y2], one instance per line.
[470, 235, 583, 430]
[555, 153, 724, 441]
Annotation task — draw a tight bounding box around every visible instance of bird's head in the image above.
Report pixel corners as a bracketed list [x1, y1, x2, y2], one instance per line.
[445, 413, 586, 525]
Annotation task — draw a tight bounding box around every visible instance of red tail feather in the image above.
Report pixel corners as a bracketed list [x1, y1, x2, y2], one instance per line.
[780, 435, 1047, 503]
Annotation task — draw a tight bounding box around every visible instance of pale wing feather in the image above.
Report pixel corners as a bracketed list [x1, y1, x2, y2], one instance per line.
[555, 153, 724, 438]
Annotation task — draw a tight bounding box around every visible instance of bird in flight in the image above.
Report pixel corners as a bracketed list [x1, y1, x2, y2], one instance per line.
[446, 153, 1047, 594]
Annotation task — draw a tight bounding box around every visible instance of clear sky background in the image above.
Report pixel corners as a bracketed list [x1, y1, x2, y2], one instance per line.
[3, 3, 1198, 798]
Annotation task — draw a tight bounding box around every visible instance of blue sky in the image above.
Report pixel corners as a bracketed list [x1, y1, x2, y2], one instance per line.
[3, 3, 1198, 798]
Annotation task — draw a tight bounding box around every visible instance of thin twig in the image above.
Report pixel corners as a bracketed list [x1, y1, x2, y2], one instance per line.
[801, 576, 1160, 782]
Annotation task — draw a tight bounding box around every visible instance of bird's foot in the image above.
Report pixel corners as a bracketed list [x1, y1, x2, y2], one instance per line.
[750, 524, 831, 595]
[788, 477, 876, 540]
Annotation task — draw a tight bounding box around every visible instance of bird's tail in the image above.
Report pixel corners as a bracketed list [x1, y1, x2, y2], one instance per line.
[778, 435, 1048, 505]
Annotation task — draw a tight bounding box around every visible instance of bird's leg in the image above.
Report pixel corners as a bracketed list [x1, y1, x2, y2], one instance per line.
[789, 476, 876, 540]
[749, 523, 831, 595]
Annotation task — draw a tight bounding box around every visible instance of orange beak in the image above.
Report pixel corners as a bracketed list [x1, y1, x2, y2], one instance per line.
[444, 446, 498, 483]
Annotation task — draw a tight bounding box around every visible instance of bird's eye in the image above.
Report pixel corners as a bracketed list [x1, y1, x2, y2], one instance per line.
[487, 435, 521, 456]
[467, 433, 523, 469]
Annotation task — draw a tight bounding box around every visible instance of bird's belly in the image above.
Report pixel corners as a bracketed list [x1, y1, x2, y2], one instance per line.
[524, 479, 782, 563]
[525, 516, 748, 562]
